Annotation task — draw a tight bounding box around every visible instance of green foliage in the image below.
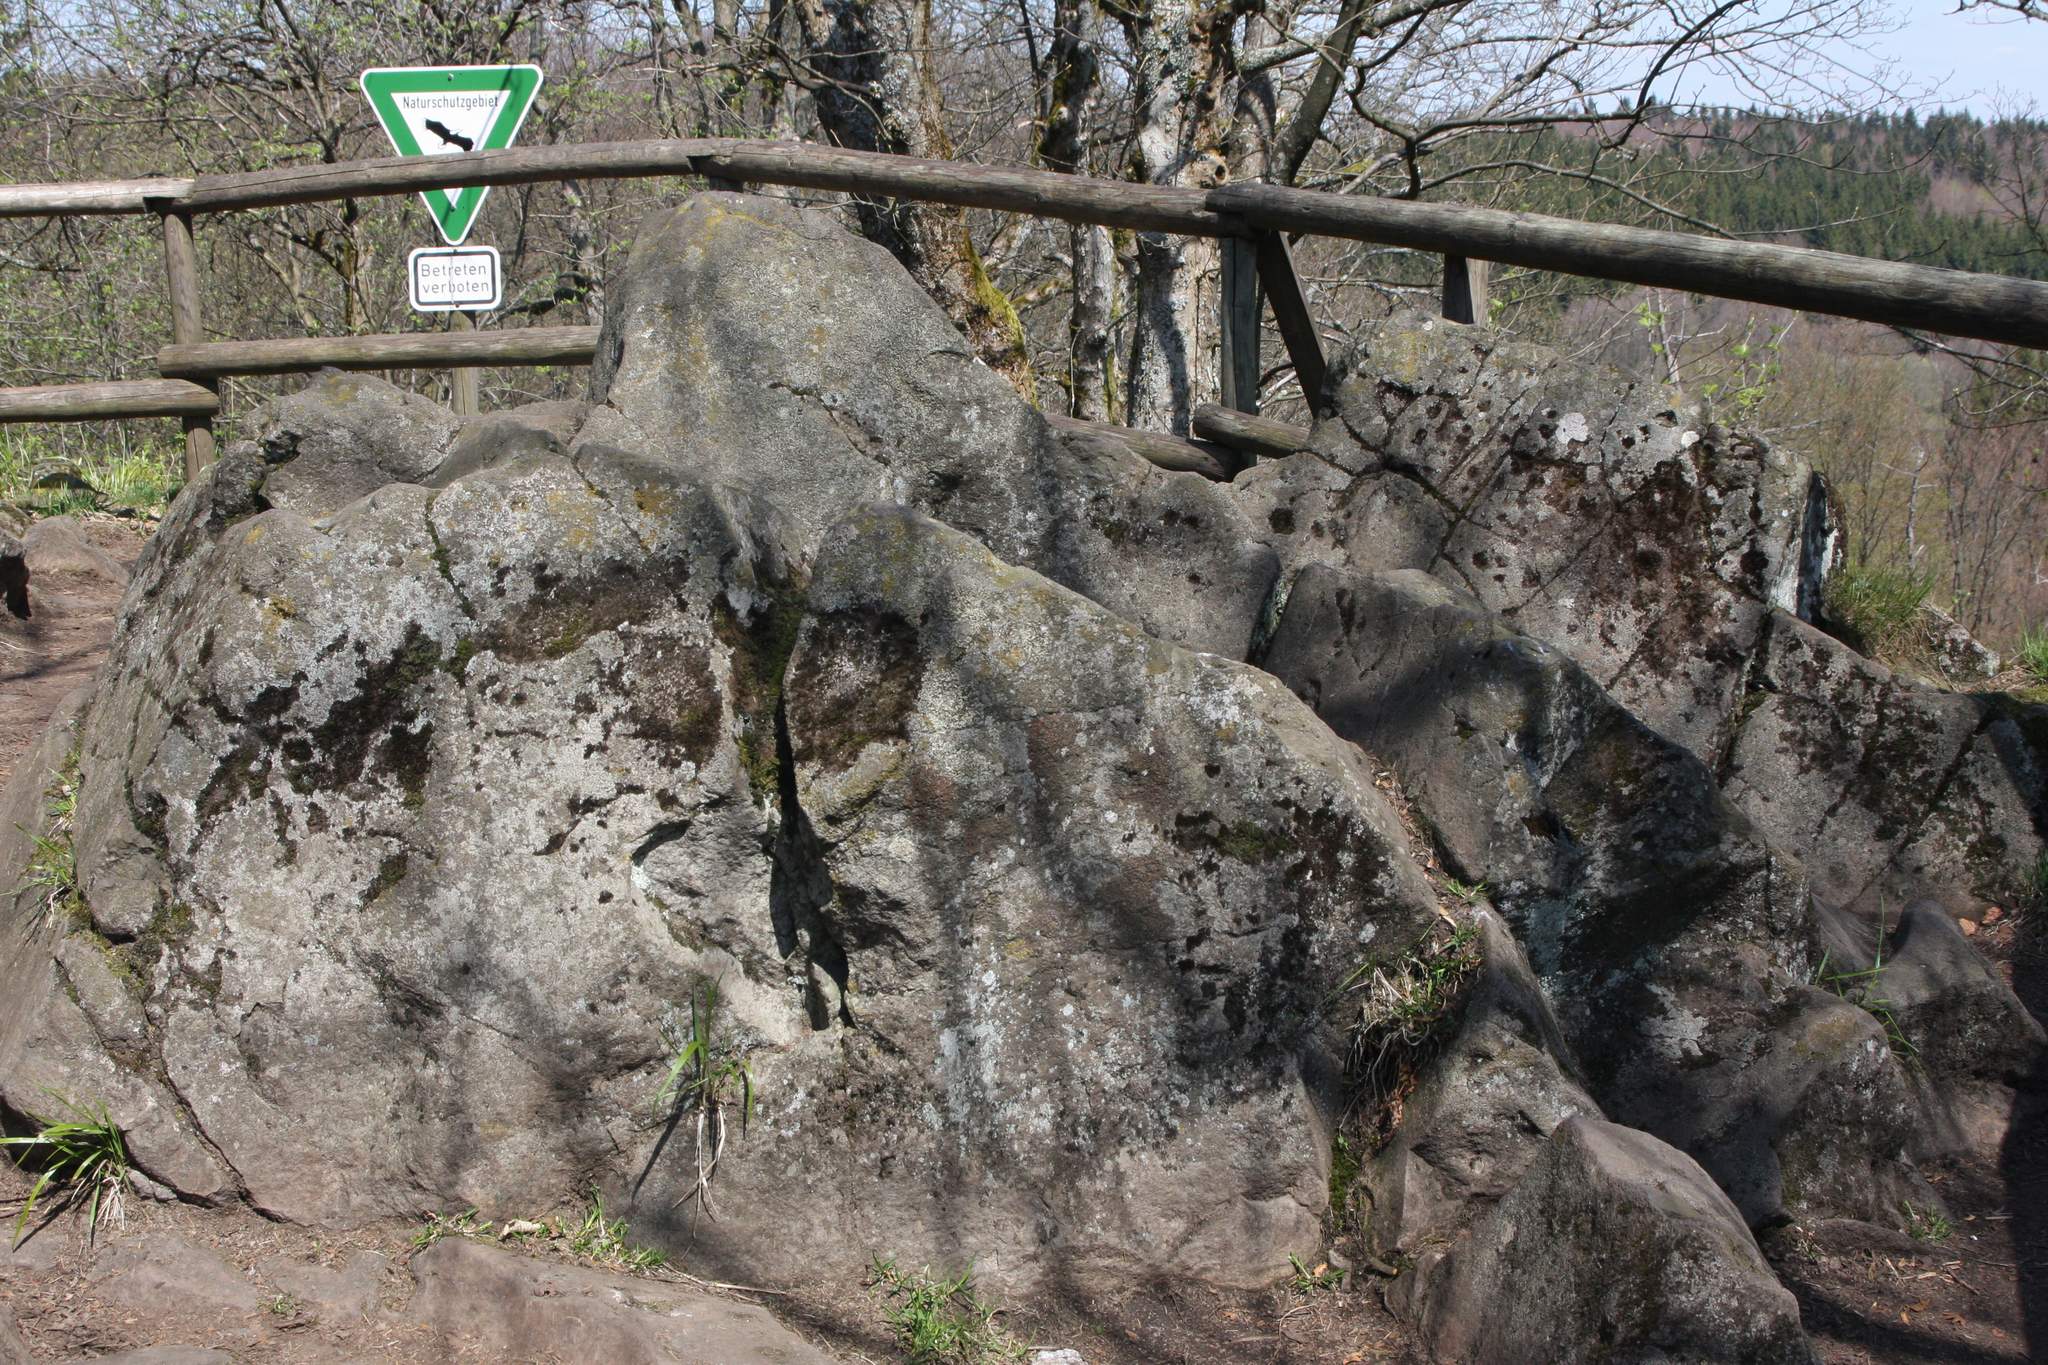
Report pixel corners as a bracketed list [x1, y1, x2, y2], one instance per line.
[1, 1089, 127, 1246]
[409, 1206, 490, 1249]
[2018, 627, 2048, 685]
[565, 1193, 668, 1271]
[1326, 1132, 1361, 1232]
[868, 1257, 1027, 1364]
[655, 979, 754, 1221]
[1812, 908, 1916, 1059]
[2027, 852, 2048, 915]
[1902, 1200, 1952, 1242]
[11, 752, 85, 930]
[0, 429, 181, 516]
[1825, 566, 1935, 662]
[1288, 1252, 1345, 1294]
[407, 1195, 668, 1272]
[1337, 921, 1483, 1099]
[1439, 875, 1486, 906]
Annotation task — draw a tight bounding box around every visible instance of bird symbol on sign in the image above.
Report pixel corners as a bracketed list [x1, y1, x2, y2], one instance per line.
[424, 119, 474, 152]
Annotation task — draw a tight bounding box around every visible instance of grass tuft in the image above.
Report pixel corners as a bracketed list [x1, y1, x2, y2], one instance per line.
[1, 1089, 127, 1246]
[1337, 921, 1483, 1102]
[565, 1193, 669, 1271]
[1812, 906, 1916, 1058]
[408, 1194, 668, 1272]
[11, 753, 86, 931]
[1825, 565, 1934, 663]
[868, 1257, 1028, 1364]
[655, 978, 754, 1222]
[2020, 627, 2048, 686]
[1288, 1252, 1345, 1294]
[1902, 1200, 1953, 1242]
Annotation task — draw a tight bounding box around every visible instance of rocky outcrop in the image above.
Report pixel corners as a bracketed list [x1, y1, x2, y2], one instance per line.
[1260, 564, 1924, 1227]
[584, 192, 1280, 661]
[5, 189, 2044, 1363]
[1242, 313, 1814, 758]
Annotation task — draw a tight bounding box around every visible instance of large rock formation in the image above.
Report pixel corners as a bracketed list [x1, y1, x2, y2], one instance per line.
[3, 189, 2042, 1362]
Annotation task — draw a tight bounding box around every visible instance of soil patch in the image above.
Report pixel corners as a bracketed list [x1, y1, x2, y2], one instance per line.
[0, 515, 146, 793]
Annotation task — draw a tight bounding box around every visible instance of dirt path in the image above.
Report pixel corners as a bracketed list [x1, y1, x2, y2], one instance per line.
[0, 516, 145, 793]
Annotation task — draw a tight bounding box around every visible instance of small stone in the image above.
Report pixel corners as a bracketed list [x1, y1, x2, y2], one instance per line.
[126, 1168, 177, 1202]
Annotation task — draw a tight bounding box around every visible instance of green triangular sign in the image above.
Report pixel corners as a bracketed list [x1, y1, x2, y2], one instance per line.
[360, 65, 543, 246]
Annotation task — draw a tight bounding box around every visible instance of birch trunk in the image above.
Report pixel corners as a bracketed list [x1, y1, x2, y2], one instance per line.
[1040, 0, 1114, 419]
[1119, 0, 1237, 433]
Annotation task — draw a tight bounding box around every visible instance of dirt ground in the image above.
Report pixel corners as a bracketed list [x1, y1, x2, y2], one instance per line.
[0, 515, 143, 794]
[1, 512, 2044, 1363]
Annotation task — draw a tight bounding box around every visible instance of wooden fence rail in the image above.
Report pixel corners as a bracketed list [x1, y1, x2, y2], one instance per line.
[2, 135, 2046, 482]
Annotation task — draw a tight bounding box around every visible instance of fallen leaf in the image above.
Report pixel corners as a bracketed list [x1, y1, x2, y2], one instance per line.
[1959, 919, 1979, 936]
[1909, 1300, 1930, 1312]
[1984, 905, 2004, 924]
[1901, 1310, 1912, 1325]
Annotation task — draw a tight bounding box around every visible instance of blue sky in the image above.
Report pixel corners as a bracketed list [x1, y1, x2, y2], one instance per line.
[1664, 0, 2045, 116]
[1872, 0, 2047, 113]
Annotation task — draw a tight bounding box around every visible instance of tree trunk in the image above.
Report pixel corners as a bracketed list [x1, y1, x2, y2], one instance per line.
[1040, 0, 1113, 419]
[1119, 0, 1237, 433]
[802, 0, 1036, 397]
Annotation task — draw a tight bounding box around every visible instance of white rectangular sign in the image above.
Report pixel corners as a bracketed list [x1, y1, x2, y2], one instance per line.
[409, 245, 501, 312]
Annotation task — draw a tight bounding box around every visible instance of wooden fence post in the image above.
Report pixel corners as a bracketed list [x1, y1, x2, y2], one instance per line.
[159, 210, 216, 480]
[1441, 254, 1488, 325]
[1219, 236, 1262, 416]
[1253, 230, 1327, 409]
[449, 312, 479, 416]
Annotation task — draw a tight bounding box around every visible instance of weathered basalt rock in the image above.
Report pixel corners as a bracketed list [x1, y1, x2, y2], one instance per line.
[234, 370, 461, 518]
[629, 503, 1442, 1296]
[1260, 564, 1922, 1227]
[585, 192, 1280, 661]
[1723, 610, 2048, 921]
[1241, 312, 1815, 759]
[1405, 1117, 1816, 1364]
[6, 440, 801, 1224]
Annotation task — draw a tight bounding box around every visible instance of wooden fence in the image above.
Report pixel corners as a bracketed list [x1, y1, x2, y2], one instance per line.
[3, 136, 2046, 482]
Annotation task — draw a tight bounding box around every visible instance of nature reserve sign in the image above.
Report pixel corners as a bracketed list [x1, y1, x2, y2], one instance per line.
[359, 64, 543, 246]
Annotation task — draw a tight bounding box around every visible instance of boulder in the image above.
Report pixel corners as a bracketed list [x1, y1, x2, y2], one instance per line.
[20, 516, 130, 587]
[584, 191, 1280, 661]
[1259, 564, 1922, 1226]
[628, 503, 1442, 1297]
[5, 443, 801, 1224]
[1722, 610, 2048, 921]
[1363, 910, 1600, 1269]
[406, 1239, 836, 1363]
[232, 370, 460, 518]
[1239, 312, 1819, 759]
[1404, 1117, 1815, 1364]
[430, 399, 588, 488]
[1918, 603, 2000, 681]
